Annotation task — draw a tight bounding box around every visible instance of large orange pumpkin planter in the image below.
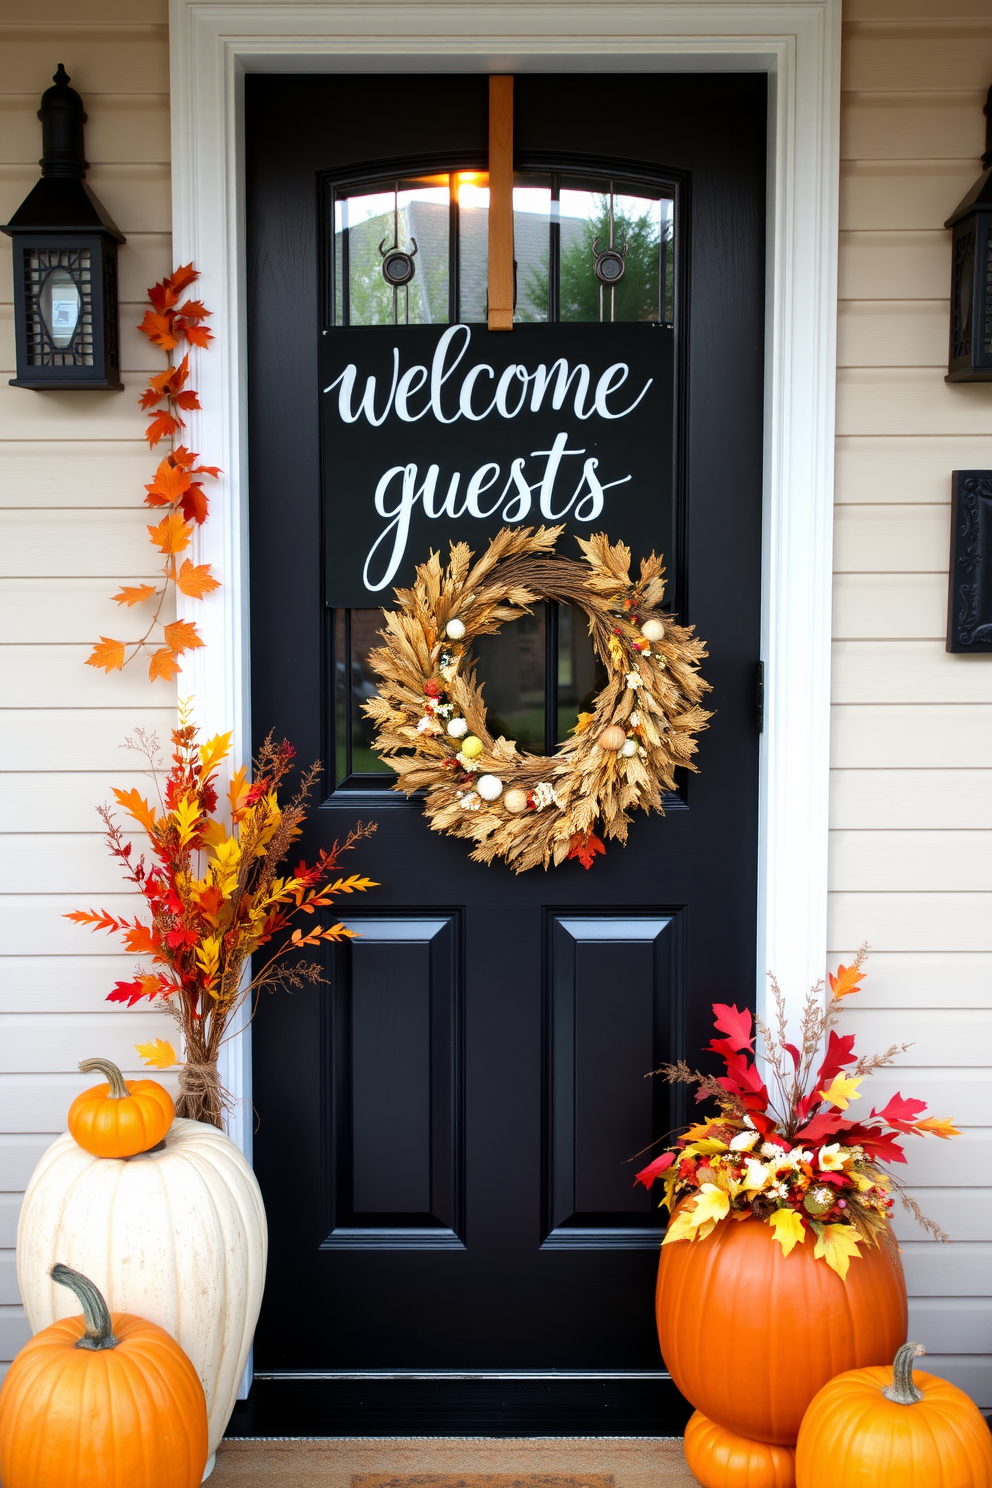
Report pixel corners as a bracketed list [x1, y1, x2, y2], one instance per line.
[0, 1262, 207, 1488]
[656, 1209, 908, 1447]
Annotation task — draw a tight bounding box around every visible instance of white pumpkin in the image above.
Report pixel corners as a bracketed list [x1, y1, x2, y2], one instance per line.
[17, 1117, 266, 1473]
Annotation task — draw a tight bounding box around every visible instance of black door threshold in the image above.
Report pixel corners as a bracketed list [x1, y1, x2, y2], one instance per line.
[226, 1376, 694, 1438]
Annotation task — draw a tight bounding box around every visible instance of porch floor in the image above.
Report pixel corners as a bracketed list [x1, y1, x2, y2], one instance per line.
[212, 1436, 697, 1486]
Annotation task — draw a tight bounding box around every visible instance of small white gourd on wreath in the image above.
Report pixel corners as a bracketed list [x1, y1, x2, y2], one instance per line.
[364, 524, 712, 872]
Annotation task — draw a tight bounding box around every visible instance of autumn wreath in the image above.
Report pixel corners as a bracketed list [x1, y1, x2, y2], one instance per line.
[364, 525, 712, 872]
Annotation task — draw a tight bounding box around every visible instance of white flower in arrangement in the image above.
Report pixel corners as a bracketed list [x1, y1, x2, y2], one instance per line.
[445, 618, 466, 640]
[440, 664, 458, 682]
[417, 715, 441, 734]
[458, 791, 481, 810]
[530, 781, 561, 810]
[730, 1131, 760, 1152]
[743, 1115, 756, 1130]
[620, 739, 638, 758]
[760, 1142, 780, 1159]
[624, 671, 643, 691]
[476, 774, 503, 802]
[637, 745, 648, 758]
[775, 1147, 813, 1171]
[629, 711, 641, 727]
[818, 1143, 848, 1171]
[741, 1158, 771, 1192]
[456, 753, 479, 772]
[436, 702, 453, 719]
[446, 717, 469, 738]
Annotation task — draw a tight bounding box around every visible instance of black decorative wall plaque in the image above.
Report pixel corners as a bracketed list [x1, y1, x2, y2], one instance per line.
[320, 321, 674, 607]
[948, 471, 992, 652]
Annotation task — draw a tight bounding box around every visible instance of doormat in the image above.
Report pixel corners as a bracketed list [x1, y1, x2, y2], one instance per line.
[355, 1476, 614, 1488]
[212, 1438, 695, 1487]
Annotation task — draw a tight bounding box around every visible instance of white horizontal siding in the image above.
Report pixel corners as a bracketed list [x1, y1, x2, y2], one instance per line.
[832, 0, 992, 1403]
[830, 771, 992, 828]
[835, 436, 992, 503]
[0, 13, 177, 1374]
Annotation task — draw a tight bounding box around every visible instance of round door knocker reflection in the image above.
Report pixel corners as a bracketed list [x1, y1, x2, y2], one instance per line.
[592, 242, 627, 286]
[380, 242, 418, 288]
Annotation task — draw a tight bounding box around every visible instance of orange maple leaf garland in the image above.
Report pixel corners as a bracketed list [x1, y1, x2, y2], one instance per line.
[86, 265, 220, 681]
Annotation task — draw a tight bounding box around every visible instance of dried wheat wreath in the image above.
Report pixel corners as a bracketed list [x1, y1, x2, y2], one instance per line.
[364, 526, 712, 872]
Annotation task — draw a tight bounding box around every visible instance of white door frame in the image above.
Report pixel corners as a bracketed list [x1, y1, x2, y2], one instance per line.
[170, 0, 842, 1163]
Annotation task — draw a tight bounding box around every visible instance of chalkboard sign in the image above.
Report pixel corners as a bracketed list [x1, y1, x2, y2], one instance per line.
[320, 321, 674, 607]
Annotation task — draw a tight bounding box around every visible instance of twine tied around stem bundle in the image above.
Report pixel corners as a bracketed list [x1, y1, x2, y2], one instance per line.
[176, 1060, 233, 1129]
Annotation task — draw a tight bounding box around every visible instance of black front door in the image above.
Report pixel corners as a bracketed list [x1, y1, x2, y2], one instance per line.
[244, 72, 765, 1431]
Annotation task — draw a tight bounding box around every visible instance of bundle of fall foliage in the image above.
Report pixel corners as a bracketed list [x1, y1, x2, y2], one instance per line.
[68, 709, 376, 1125]
[86, 264, 220, 681]
[635, 949, 958, 1278]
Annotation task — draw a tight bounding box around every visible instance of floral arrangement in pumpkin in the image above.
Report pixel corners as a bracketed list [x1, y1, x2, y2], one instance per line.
[635, 948, 958, 1277]
[67, 705, 376, 1126]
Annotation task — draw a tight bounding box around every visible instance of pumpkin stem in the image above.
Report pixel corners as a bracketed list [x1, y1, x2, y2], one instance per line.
[78, 1056, 130, 1100]
[51, 1264, 120, 1351]
[882, 1342, 926, 1404]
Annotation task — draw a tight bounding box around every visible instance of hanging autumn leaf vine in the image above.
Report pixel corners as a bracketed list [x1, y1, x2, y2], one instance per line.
[86, 264, 221, 682]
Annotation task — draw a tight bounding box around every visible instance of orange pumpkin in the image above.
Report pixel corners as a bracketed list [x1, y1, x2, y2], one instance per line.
[68, 1056, 174, 1157]
[685, 1411, 796, 1488]
[656, 1208, 907, 1445]
[796, 1342, 992, 1488]
[0, 1262, 207, 1488]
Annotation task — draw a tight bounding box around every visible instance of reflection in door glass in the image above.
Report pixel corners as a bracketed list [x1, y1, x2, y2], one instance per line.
[559, 181, 673, 323]
[455, 173, 488, 324]
[472, 610, 547, 756]
[333, 169, 674, 328]
[334, 610, 391, 779]
[513, 179, 552, 323]
[334, 179, 450, 327]
[557, 605, 608, 742]
[458, 176, 554, 324]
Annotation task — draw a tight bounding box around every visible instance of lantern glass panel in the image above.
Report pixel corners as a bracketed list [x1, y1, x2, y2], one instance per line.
[42, 267, 81, 347]
[24, 247, 94, 366]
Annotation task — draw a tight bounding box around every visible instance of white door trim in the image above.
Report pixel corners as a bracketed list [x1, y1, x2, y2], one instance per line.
[169, 0, 842, 1164]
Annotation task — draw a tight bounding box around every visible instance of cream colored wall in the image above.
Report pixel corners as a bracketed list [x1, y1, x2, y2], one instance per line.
[0, 0, 179, 1377]
[834, 0, 992, 1405]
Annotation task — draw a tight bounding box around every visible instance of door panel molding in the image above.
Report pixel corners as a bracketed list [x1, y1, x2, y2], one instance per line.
[320, 914, 465, 1249]
[171, 4, 842, 1194]
[542, 911, 683, 1250]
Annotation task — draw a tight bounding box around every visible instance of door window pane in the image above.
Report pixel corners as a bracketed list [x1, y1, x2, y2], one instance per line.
[332, 169, 674, 329]
[335, 178, 450, 327]
[456, 173, 489, 324]
[334, 610, 392, 780]
[513, 178, 552, 324]
[557, 605, 608, 743]
[471, 609, 547, 756]
[559, 180, 673, 323]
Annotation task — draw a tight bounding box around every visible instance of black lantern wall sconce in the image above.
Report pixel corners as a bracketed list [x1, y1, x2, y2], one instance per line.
[945, 82, 992, 382]
[1, 66, 125, 390]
